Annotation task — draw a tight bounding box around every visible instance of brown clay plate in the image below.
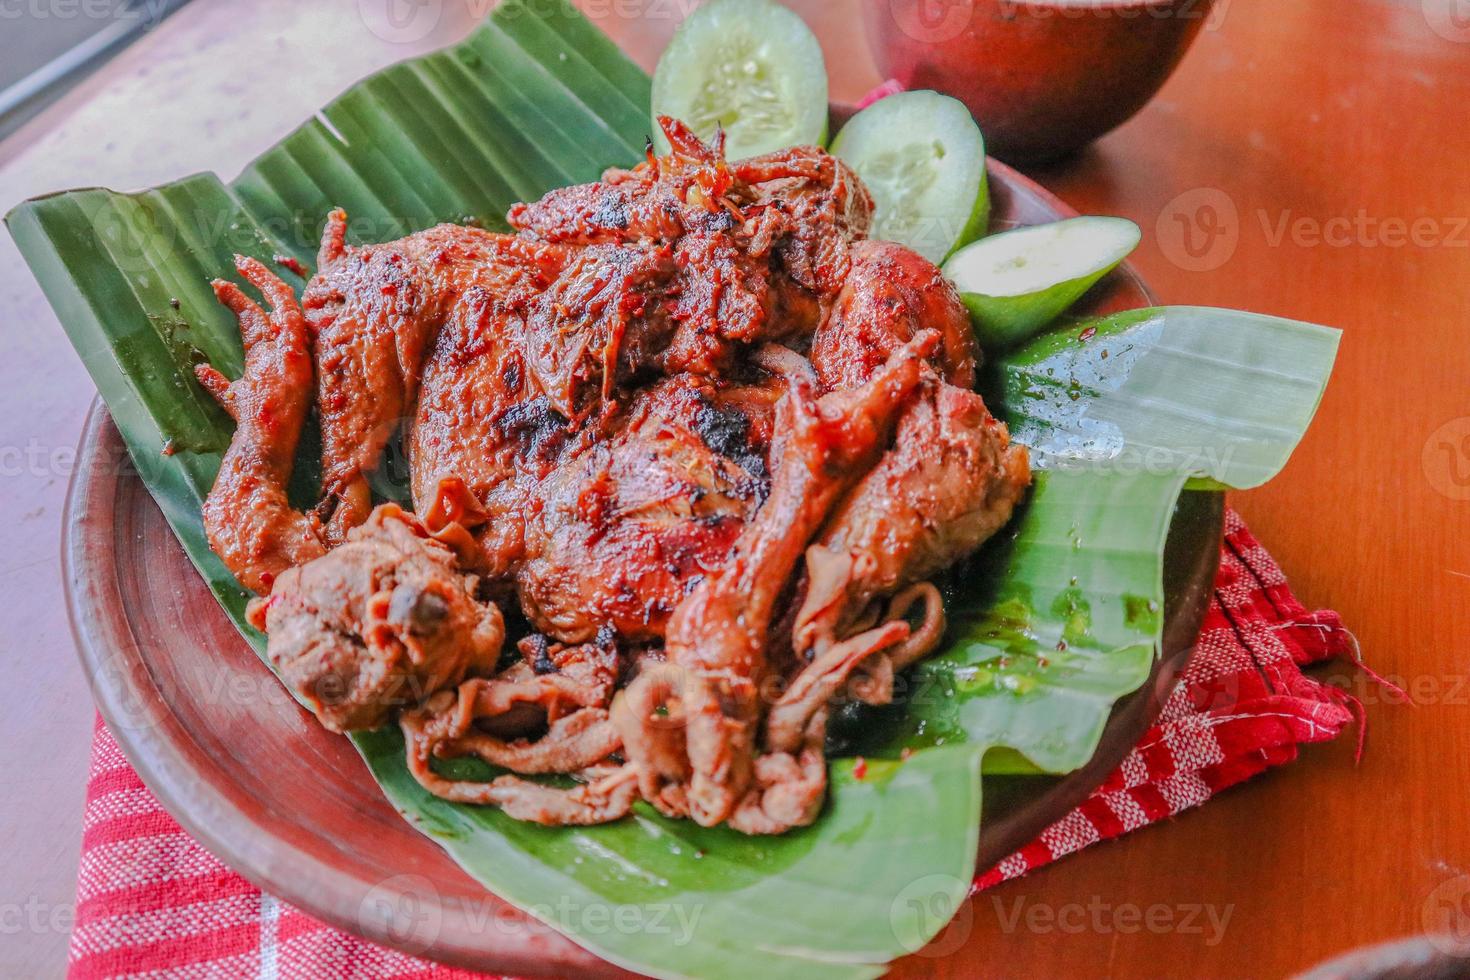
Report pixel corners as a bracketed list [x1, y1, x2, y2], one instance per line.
[63, 160, 1224, 977]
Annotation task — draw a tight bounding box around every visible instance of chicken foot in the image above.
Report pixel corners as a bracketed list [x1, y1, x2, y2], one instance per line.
[195, 255, 327, 594]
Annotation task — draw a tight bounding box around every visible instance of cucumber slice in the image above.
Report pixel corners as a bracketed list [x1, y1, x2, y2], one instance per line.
[651, 0, 828, 160]
[830, 90, 989, 264]
[944, 216, 1142, 351]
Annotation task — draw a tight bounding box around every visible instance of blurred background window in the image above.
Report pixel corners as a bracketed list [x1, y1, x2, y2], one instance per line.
[0, 0, 192, 141]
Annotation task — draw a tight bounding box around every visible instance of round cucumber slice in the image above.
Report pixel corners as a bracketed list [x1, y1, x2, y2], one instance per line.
[943, 216, 1142, 351]
[830, 90, 989, 265]
[651, 0, 828, 160]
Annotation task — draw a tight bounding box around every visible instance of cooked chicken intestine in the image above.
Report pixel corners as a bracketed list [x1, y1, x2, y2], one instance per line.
[198, 118, 1031, 833]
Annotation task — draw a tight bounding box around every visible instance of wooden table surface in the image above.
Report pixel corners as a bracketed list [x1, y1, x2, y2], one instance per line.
[0, 1, 1466, 976]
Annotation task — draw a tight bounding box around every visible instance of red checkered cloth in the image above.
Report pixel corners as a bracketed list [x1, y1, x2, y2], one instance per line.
[69, 510, 1359, 978]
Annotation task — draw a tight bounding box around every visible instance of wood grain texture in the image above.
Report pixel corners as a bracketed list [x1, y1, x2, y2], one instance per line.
[1, 0, 1466, 976]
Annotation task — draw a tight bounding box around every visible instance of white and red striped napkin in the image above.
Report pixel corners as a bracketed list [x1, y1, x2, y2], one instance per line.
[69, 510, 1360, 977]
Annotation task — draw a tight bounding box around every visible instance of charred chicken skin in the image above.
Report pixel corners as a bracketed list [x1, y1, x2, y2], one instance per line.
[197, 118, 1030, 832]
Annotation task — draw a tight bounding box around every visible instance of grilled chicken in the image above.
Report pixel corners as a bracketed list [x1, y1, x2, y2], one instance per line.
[195, 118, 1031, 832]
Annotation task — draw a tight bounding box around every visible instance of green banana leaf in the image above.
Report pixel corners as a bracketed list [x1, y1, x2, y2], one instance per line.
[6, 1, 1341, 976]
[997, 307, 1340, 491]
